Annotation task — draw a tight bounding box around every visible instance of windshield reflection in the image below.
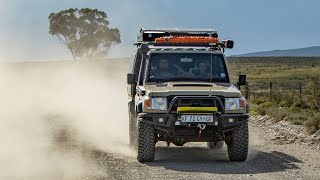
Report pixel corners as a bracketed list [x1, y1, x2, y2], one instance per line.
[146, 53, 229, 83]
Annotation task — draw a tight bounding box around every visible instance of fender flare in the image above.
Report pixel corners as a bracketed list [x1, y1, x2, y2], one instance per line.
[136, 101, 143, 113]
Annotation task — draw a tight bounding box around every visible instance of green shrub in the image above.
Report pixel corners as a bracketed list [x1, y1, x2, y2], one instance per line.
[292, 101, 303, 108]
[287, 113, 308, 125]
[254, 101, 274, 115]
[272, 93, 295, 107]
[266, 107, 290, 123]
[271, 93, 283, 104]
[278, 101, 292, 108]
[291, 100, 309, 109]
[289, 106, 301, 113]
[304, 113, 320, 134]
[252, 98, 266, 105]
[304, 77, 320, 109]
[291, 119, 304, 125]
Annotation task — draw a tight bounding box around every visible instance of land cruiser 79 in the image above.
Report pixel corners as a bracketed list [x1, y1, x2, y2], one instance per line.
[127, 28, 249, 162]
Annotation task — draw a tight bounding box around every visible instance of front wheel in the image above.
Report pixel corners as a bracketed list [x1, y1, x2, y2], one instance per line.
[226, 122, 249, 162]
[137, 119, 155, 162]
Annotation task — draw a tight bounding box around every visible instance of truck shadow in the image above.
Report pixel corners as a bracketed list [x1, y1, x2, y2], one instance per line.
[144, 146, 302, 174]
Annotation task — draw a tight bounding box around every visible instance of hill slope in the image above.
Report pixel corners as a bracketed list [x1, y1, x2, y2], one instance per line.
[235, 46, 320, 57]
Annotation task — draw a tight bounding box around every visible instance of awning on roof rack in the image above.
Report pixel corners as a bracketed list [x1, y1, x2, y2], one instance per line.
[137, 28, 218, 42]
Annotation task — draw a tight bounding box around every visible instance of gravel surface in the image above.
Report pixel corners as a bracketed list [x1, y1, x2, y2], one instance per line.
[80, 117, 320, 180]
[251, 115, 320, 149]
[1, 63, 319, 179]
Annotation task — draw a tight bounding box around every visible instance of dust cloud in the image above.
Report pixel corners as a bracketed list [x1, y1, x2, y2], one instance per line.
[247, 122, 266, 160]
[0, 60, 132, 179]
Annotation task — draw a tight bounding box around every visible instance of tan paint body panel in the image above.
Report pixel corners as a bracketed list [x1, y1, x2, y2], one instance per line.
[145, 82, 242, 97]
[141, 82, 243, 113]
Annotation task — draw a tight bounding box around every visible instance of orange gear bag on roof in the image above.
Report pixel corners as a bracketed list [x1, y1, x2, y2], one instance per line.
[155, 36, 219, 43]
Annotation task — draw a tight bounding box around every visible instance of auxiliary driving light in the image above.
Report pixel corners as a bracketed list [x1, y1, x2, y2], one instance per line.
[158, 118, 164, 123]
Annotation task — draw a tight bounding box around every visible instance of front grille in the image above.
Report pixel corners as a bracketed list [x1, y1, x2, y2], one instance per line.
[167, 96, 225, 112]
[180, 99, 213, 106]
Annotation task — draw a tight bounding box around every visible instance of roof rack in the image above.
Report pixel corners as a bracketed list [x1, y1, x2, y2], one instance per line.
[135, 28, 234, 50]
[137, 28, 218, 42]
[135, 41, 233, 50]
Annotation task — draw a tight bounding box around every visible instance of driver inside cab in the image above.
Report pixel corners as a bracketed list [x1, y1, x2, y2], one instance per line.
[153, 58, 176, 78]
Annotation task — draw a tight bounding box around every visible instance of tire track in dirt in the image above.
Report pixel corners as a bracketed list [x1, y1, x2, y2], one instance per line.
[1, 61, 319, 179]
[88, 121, 320, 180]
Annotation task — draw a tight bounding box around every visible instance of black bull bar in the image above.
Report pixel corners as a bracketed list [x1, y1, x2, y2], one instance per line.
[138, 96, 249, 134]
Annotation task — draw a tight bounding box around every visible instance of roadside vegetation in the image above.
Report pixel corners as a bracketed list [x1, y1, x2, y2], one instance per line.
[227, 57, 320, 133]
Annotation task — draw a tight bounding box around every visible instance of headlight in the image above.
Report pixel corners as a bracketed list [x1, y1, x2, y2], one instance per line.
[225, 97, 246, 110]
[151, 97, 167, 110]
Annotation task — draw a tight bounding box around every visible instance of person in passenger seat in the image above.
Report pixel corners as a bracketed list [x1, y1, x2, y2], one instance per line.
[194, 60, 211, 79]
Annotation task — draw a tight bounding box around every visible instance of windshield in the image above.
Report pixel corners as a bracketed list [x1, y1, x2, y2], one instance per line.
[145, 53, 229, 83]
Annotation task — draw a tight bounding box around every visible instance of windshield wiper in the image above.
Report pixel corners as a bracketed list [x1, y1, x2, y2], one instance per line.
[149, 79, 168, 85]
[203, 78, 227, 83]
[150, 77, 221, 83]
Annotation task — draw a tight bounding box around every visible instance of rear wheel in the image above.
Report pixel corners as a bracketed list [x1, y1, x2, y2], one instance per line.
[226, 122, 249, 162]
[137, 119, 155, 162]
[207, 141, 224, 149]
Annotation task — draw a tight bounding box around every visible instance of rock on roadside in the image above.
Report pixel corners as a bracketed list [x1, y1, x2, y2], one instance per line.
[250, 115, 320, 150]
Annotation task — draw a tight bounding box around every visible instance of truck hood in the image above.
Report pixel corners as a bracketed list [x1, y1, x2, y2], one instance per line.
[145, 82, 242, 97]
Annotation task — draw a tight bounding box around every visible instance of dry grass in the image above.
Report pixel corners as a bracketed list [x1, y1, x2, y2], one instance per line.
[228, 57, 320, 133]
[227, 57, 320, 84]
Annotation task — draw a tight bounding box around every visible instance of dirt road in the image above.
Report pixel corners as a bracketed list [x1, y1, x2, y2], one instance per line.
[1, 61, 319, 180]
[85, 120, 320, 180]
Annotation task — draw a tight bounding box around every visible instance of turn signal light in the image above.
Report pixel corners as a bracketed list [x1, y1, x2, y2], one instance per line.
[144, 99, 151, 107]
[240, 97, 246, 110]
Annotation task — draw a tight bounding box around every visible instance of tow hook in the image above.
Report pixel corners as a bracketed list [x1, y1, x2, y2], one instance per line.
[197, 124, 206, 138]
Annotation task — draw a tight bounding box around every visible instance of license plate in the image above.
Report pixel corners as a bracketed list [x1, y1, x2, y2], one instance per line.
[181, 115, 213, 123]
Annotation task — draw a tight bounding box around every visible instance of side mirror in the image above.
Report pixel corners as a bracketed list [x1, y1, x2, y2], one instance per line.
[127, 73, 135, 85]
[222, 40, 234, 49]
[238, 74, 247, 86]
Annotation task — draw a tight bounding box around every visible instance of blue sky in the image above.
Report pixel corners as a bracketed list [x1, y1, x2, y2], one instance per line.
[0, 0, 319, 61]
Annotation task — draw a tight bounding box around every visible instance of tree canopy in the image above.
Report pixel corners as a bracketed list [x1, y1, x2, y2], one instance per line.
[49, 8, 121, 60]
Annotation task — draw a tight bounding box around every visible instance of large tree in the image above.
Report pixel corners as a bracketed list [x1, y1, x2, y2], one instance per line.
[49, 8, 121, 60]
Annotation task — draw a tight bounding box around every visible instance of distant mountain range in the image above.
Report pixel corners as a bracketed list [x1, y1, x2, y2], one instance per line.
[233, 46, 320, 57]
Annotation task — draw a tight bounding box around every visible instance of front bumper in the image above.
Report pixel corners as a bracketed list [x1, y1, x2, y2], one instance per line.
[138, 95, 249, 140]
[138, 112, 249, 133]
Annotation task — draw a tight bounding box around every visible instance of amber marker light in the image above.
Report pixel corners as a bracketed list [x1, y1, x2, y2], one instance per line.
[144, 99, 151, 108]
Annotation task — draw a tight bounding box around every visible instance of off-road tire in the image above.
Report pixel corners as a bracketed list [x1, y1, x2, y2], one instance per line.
[137, 119, 155, 162]
[207, 141, 224, 149]
[226, 122, 249, 162]
[129, 111, 137, 148]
